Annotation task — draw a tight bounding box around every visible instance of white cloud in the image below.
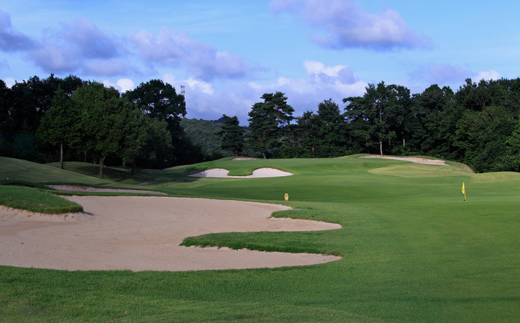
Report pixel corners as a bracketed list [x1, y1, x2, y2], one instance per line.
[129, 27, 255, 81]
[185, 77, 214, 95]
[473, 70, 500, 82]
[101, 78, 136, 93]
[303, 60, 345, 76]
[116, 78, 135, 92]
[410, 63, 472, 85]
[102, 80, 119, 90]
[162, 73, 214, 95]
[3, 77, 15, 87]
[271, 0, 432, 50]
[159, 61, 368, 124]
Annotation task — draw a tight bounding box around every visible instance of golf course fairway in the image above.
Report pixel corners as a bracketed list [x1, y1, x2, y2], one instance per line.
[1, 155, 519, 322]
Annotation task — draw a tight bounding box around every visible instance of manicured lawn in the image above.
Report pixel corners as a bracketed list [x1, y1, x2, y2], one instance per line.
[0, 185, 83, 213]
[1, 156, 519, 322]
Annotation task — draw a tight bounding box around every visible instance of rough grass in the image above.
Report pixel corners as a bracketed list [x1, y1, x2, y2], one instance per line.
[470, 171, 520, 183]
[0, 185, 83, 213]
[368, 163, 468, 177]
[0, 157, 108, 185]
[1, 155, 520, 322]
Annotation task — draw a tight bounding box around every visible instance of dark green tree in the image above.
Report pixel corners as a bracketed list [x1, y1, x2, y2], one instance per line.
[37, 88, 82, 169]
[317, 99, 346, 148]
[247, 92, 294, 159]
[72, 83, 141, 178]
[124, 79, 188, 165]
[215, 115, 245, 156]
[455, 106, 516, 172]
[344, 82, 412, 155]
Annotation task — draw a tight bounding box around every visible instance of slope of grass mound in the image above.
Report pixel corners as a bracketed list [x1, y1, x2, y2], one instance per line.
[0, 186, 82, 214]
[471, 171, 520, 183]
[368, 163, 470, 178]
[0, 157, 107, 185]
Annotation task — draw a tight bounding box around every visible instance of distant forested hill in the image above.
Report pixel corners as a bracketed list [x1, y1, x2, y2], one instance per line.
[180, 118, 233, 159]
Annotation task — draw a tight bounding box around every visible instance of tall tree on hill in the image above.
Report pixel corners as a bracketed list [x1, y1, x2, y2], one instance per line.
[0, 80, 13, 134]
[317, 99, 346, 148]
[73, 83, 143, 178]
[247, 92, 294, 159]
[124, 79, 187, 165]
[9, 74, 83, 135]
[344, 82, 412, 155]
[37, 88, 82, 169]
[215, 114, 245, 156]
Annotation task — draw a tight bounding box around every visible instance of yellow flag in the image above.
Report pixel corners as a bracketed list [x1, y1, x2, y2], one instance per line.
[462, 182, 465, 195]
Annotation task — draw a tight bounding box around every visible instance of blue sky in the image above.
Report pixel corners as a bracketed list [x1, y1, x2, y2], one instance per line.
[1, 0, 516, 124]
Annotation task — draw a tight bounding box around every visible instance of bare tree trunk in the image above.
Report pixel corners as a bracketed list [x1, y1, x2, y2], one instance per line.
[380, 139, 383, 156]
[263, 151, 266, 159]
[402, 132, 405, 147]
[122, 156, 125, 167]
[59, 140, 64, 169]
[99, 156, 105, 178]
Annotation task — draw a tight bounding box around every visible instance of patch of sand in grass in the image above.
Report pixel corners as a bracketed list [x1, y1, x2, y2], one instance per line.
[0, 196, 341, 271]
[359, 154, 448, 166]
[47, 185, 167, 195]
[189, 167, 293, 178]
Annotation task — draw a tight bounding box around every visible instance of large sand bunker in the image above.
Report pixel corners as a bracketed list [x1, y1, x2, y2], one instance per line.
[0, 196, 341, 271]
[359, 155, 448, 166]
[189, 167, 293, 178]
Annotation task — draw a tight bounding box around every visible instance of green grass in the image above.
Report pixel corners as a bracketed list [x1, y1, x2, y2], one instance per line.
[0, 157, 109, 185]
[1, 155, 520, 322]
[0, 185, 83, 213]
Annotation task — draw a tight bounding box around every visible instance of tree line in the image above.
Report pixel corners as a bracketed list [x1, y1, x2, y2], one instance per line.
[2, 74, 520, 174]
[219, 78, 520, 173]
[0, 75, 207, 177]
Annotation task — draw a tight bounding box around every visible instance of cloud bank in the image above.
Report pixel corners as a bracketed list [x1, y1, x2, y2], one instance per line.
[0, 10, 36, 52]
[0, 11, 254, 81]
[128, 28, 254, 81]
[270, 0, 432, 50]
[410, 64, 502, 87]
[162, 60, 367, 124]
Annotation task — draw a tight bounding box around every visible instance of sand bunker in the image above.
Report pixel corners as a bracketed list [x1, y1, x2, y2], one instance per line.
[0, 196, 341, 271]
[359, 155, 448, 166]
[47, 185, 167, 195]
[189, 167, 293, 178]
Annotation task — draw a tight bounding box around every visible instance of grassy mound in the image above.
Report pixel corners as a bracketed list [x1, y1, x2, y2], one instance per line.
[0, 185, 83, 214]
[0, 157, 108, 185]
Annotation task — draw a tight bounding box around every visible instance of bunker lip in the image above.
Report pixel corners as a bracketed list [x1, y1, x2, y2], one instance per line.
[189, 167, 293, 178]
[359, 155, 448, 166]
[46, 185, 167, 195]
[0, 196, 341, 272]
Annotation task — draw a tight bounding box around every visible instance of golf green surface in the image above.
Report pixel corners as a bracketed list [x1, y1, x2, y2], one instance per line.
[1, 155, 519, 322]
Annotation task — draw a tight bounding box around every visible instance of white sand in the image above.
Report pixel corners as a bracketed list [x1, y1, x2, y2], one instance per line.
[359, 155, 448, 166]
[47, 185, 167, 195]
[189, 167, 293, 178]
[0, 196, 341, 272]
